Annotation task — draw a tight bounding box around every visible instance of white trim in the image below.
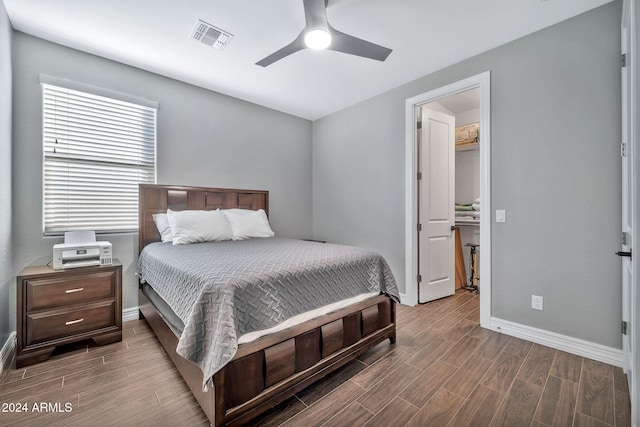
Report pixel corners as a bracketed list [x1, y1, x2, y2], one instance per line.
[404, 71, 492, 328]
[399, 292, 407, 305]
[0, 332, 16, 378]
[622, 1, 639, 425]
[122, 307, 140, 322]
[39, 74, 159, 109]
[404, 97, 418, 307]
[491, 317, 623, 367]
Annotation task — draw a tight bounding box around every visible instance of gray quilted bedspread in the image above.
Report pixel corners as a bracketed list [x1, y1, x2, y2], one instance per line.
[137, 237, 399, 389]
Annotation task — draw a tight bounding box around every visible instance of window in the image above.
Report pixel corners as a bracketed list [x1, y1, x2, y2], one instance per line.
[42, 81, 157, 235]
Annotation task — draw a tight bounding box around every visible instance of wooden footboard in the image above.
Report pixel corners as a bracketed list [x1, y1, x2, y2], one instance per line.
[139, 290, 396, 427]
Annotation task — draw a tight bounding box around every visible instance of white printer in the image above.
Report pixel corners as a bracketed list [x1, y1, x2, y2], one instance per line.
[53, 231, 112, 270]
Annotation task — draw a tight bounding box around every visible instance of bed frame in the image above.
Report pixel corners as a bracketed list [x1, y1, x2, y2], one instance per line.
[137, 184, 396, 427]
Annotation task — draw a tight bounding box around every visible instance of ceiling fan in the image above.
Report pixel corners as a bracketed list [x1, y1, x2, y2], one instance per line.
[256, 0, 392, 67]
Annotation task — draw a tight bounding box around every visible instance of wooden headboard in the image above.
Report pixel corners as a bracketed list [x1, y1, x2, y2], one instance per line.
[138, 184, 269, 253]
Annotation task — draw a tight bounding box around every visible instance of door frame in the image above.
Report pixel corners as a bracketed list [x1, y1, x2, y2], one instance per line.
[621, 0, 638, 421]
[404, 71, 491, 328]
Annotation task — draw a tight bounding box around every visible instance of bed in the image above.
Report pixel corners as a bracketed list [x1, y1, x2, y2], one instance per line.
[137, 184, 398, 427]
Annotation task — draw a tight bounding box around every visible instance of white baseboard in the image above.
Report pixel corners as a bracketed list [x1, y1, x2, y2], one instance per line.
[0, 331, 16, 378]
[490, 317, 623, 367]
[122, 307, 140, 322]
[399, 293, 408, 305]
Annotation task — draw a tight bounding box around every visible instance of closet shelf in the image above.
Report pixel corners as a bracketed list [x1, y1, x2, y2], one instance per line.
[455, 142, 479, 152]
[455, 219, 480, 226]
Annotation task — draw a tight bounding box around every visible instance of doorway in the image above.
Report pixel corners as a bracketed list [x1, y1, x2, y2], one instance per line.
[404, 71, 491, 328]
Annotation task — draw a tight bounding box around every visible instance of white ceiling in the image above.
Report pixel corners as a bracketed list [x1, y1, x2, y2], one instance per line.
[434, 88, 480, 115]
[4, 0, 613, 120]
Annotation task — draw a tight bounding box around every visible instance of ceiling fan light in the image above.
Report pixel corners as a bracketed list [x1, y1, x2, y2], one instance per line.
[304, 29, 331, 50]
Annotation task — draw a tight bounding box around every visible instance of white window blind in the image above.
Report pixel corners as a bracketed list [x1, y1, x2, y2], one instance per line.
[42, 83, 157, 235]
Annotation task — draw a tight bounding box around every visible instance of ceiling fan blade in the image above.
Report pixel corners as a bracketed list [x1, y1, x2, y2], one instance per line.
[303, 0, 329, 29]
[256, 31, 306, 67]
[327, 26, 392, 62]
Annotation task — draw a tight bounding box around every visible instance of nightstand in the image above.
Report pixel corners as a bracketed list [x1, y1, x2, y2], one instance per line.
[16, 261, 122, 367]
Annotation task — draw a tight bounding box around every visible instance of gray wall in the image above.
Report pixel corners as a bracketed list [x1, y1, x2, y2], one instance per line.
[0, 0, 13, 351]
[12, 33, 313, 312]
[313, 1, 622, 348]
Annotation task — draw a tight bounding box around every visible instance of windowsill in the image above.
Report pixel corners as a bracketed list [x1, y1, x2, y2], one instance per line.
[43, 231, 139, 238]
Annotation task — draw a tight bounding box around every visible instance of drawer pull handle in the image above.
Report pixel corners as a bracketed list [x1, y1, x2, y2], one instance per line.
[65, 288, 84, 294]
[65, 318, 84, 326]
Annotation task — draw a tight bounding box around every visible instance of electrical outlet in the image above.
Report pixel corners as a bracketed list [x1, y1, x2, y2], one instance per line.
[531, 295, 543, 311]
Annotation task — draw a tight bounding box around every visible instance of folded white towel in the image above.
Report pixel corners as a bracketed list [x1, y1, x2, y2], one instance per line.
[455, 211, 480, 218]
[474, 197, 480, 204]
[472, 203, 480, 211]
[456, 217, 479, 223]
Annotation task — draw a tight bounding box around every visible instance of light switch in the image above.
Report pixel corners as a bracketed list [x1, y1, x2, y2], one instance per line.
[496, 209, 506, 223]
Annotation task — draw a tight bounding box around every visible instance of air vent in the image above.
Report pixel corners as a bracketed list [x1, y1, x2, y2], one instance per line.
[190, 19, 233, 50]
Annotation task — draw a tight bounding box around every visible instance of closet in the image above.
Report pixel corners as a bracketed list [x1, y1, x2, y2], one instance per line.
[454, 121, 480, 290]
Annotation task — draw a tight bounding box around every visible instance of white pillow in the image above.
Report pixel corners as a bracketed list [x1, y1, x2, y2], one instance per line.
[223, 209, 275, 240]
[167, 209, 233, 245]
[152, 213, 174, 242]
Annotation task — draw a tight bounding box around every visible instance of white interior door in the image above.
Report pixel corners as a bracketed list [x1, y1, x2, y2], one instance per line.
[418, 107, 455, 303]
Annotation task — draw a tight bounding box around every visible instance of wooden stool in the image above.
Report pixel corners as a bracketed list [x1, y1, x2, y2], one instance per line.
[454, 227, 467, 288]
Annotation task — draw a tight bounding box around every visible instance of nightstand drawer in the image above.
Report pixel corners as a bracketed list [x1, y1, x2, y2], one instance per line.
[26, 300, 117, 345]
[26, 271, 116, 311]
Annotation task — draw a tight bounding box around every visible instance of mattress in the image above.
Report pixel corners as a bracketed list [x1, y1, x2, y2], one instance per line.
[138, 237, 399, 389]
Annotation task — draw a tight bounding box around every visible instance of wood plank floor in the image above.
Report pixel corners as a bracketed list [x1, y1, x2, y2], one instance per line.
[0, 290, 631, 427]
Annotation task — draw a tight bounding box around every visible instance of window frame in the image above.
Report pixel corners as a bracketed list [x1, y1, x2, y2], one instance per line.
[41, 76, 158, 236]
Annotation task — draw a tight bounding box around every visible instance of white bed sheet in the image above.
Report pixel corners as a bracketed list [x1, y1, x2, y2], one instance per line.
[237, 291, 379, 344]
